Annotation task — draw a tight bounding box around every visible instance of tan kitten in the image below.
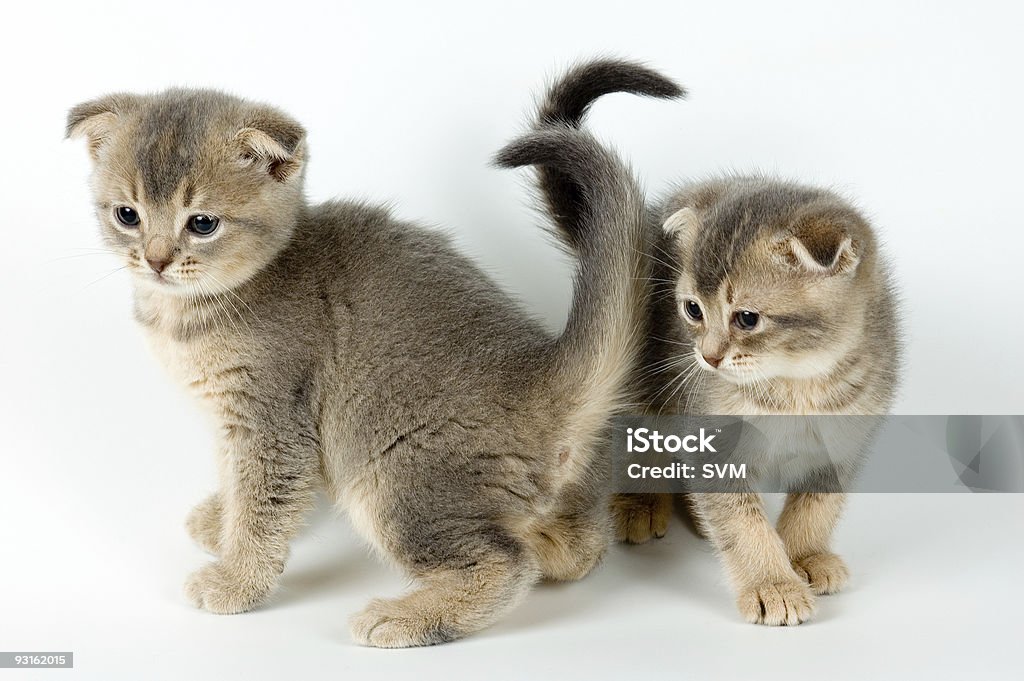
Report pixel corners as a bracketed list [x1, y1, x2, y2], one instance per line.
[628, 177, 901, 625]
[65, 62, 680, 646]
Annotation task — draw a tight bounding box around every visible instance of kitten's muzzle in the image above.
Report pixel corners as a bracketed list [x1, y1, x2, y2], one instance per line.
[146, 256, 170, 274]
[702, 354, 723, 369]
[143, 235, 176, 275]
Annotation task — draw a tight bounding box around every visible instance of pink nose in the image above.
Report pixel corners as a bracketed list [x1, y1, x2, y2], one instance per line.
[146, 257, 169, 274]
[702, 354, 723, 368]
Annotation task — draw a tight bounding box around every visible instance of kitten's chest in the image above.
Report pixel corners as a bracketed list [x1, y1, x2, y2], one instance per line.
[143, 328, 242, 398]
[707, 383, 866, 473]
[708, 380, 840, 416]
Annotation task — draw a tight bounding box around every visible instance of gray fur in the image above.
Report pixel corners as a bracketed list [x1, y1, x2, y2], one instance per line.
[523, 61, 903, 624]
[650, 175, 901, 417]
[528, 58, 684, 251]
[66, 69, 651, 647]
[646, 176, 903, 625]
[134, 91, 215, 201]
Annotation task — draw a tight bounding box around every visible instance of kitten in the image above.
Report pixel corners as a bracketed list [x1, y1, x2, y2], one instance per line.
[641, 178, 901, 625]
[65, 63, 679, 647]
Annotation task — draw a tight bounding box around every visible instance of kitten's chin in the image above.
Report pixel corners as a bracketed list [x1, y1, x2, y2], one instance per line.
[715, 368, 763, 386]
[131, 272, 199, 298]
[742, 357, 837, 383]
[717, 357, 832, 385]
[132, 271, 179, 291]
[131, 270, 246, 298]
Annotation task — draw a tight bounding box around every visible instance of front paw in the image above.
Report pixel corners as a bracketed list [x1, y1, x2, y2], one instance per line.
[349, 598, 448, 648]
[792, 552, 849, 595]
[185, 495, 223, 555]
[736, 577, 815, 626]
[185, 562, 274, 615]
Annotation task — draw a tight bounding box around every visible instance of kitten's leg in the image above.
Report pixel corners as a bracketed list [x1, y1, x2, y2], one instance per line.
[185, 493, 223, 555]
[692, 492, 815, 625]
[532, 514, 606, 581]
[777, 492, 849, 595]
[611, 493, 672, 544]
[681, 493, 710, 538]
[532, 483, 611, 581]
[350, 528, 539, 647]
[185, 424, 318, 615]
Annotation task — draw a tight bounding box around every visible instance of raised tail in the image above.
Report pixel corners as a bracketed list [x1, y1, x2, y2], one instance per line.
[495, 126, 649, 448]
[534, 59, 684, 245]
[538, 57, 685, 128]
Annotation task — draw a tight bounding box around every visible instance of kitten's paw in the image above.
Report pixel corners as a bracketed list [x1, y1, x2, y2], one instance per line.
[349, 598, 455, 648]
[185, 495, 223, 555]
[736, 578, 815, 626]
[792, 552, 849, 595]
[612, 493, 671, 544]
[185, 562, 273, 615]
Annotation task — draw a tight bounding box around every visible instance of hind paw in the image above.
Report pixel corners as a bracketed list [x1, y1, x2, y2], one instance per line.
[612, 493, 671, 544]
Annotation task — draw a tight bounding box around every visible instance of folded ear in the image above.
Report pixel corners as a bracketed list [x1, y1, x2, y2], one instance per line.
[662, 206, 701, 244]
[66, 93, 140, 160]
[235, 106, 306, 182]
[782, 211, 860, 275]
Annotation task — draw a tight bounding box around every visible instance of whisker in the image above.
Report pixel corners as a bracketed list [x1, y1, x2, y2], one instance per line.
[198, 271, 257, 343]
[650, 334, 691, 347]
[42, 251, 124, 265]
[200, 264, 262, 322]
[82, 265, 128, 289]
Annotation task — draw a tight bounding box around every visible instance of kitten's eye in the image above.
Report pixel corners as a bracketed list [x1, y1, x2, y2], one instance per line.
[735, 310, 760, 330]
[115, 206, 140, 227]
[683, 300, 704, 322]
[188, 214, 220, 236]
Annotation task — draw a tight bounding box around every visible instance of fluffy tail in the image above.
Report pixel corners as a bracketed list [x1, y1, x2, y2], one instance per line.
[534, 59, 685, 245]
[538, 57, 685, 127]
[495, 125, 648, 448]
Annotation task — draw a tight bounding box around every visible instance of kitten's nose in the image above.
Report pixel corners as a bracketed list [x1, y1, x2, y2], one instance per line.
[702, 354, 723, 368]
[146, 257, 170, 274]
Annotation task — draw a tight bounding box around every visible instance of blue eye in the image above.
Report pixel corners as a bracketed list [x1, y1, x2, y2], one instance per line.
[115, 206, 140, 227]
[684, 299, 703, 321]
[188, 214, 219, 236]
[735, 310, 760, 330]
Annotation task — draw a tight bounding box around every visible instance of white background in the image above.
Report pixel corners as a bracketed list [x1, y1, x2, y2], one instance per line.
[1, 1, 1023, 679]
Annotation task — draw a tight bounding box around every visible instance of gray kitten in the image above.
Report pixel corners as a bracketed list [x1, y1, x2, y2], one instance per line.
[532, 66, 901, 625]
[65, 64, 675, 646]
[639, 178, 901, 625]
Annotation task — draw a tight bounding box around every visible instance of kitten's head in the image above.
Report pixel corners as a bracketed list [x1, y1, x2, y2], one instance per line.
[661, 180, 879, 385]
[67, 88, 306, 296]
